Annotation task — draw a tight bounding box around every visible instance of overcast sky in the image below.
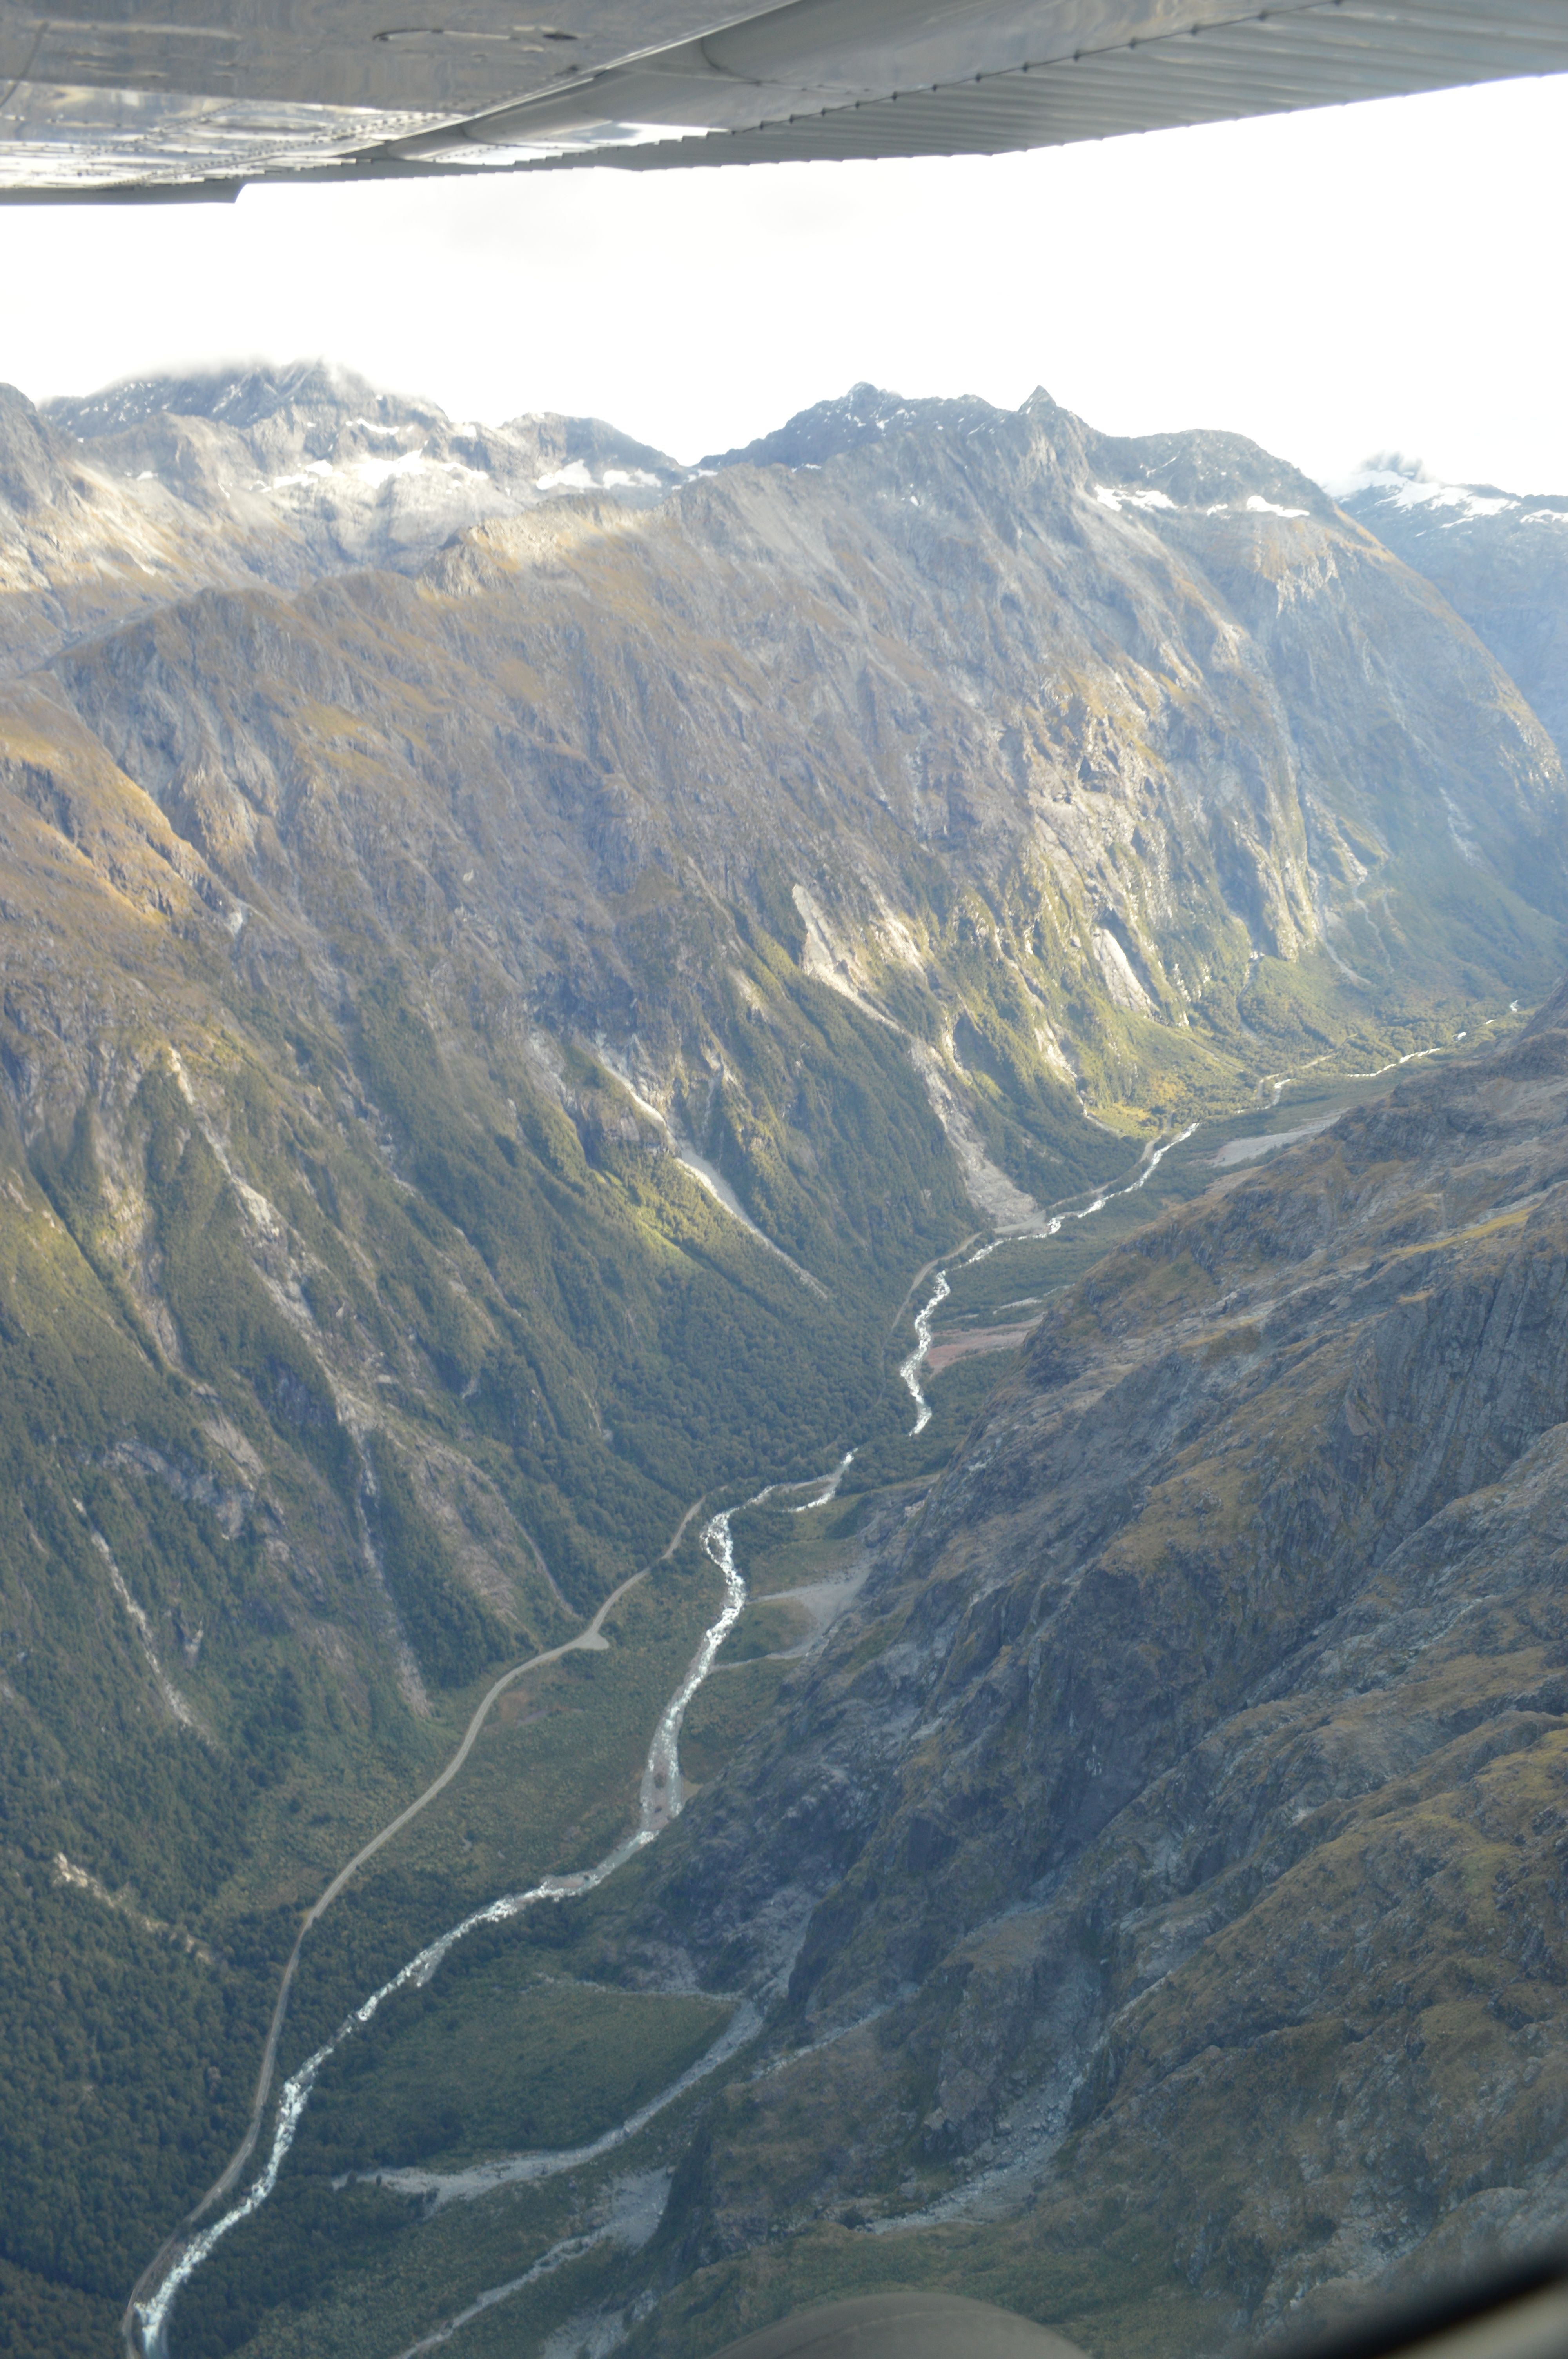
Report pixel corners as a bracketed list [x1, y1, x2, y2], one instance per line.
[4, 69, 1567, 486]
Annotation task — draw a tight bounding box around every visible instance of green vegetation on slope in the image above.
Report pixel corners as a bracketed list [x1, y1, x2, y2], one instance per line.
[2, 370, 1565, 2356]
[0, 904, 978, 2324]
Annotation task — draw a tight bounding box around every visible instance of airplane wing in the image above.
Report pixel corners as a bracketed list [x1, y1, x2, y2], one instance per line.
[1, 0, 1566, 198]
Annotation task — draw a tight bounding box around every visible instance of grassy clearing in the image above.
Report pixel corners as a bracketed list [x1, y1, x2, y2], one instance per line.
[300, 1969, 734, 2174]
[1383, 1205, 1531, 1261]
[728, 1489, 869, 1595]
[278, 1540, 728, 2072]
[726, 1596, 815, 1661]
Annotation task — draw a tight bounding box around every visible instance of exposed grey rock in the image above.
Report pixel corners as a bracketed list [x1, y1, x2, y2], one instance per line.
[38, 361, 687, 594]
[1339, 466, 1568, 764]
[4, 367, 1568, 2355]
[608, 1026, 1568, 2348]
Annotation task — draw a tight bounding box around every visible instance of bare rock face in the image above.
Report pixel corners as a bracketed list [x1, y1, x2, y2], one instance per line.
[1339, 466, 1568, 766]
[41, 358, 688, 598]
[0, 380, 214, 676]
[701, 381, 1004, 471]
[0, 363, 693, 685]
[0, 380, 93, 521]
[610, 1019, 1568, 2352]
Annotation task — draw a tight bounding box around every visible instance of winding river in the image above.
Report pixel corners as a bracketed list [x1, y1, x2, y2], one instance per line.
[897, 1269, 951, 1434]
[133, 1483, 782, 2356]
[895, 1126, 1198, 1433]
[131, 1134, 1198, 2356]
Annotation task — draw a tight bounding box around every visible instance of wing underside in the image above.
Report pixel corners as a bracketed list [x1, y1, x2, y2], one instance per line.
[0, 0, 1565, 198]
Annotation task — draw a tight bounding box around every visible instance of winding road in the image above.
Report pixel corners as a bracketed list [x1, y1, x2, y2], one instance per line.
[121, 1495, 707, 2355]
[122, 1137, 1208, 2353]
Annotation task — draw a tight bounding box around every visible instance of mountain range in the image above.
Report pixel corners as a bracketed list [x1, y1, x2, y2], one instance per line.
[0, 359, 1564, 2359]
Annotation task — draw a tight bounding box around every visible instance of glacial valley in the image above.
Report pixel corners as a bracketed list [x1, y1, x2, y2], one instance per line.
[0, 359, 1565, 2359]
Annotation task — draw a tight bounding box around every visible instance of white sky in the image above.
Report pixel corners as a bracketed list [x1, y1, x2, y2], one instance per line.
[3, 70, 1567, 485]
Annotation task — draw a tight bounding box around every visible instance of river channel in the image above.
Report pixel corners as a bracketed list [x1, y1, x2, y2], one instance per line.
[133, 1138, 1196, 2355]
[135, 1479, 800, 2354]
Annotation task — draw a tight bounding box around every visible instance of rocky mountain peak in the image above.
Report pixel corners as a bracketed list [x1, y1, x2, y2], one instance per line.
[45, 357, 439, 447]
[0, 380, 92, 524]
[11, 365, 689, 632]
[47, 361, 686, 498]
[494, 407, 684, 490]
[1332, 465, 1557, 525]
[701, 381, 1010, 473]
[1085, 419, 1333, 520]
[703, 380, 1338, 529]
[45, 357, 456, 486]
